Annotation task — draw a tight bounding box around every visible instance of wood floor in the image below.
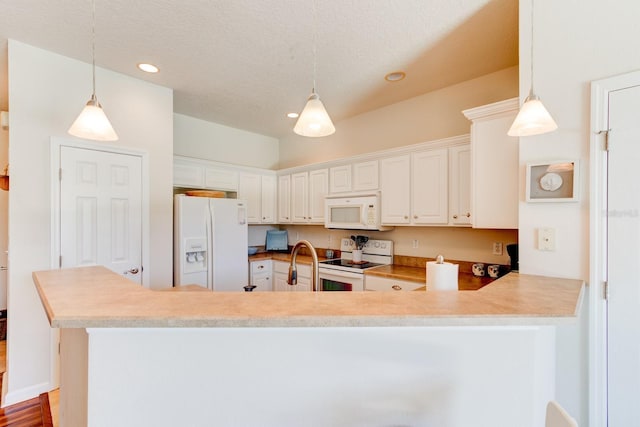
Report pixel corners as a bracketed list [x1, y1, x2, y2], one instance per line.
[0, 341, 58, 427]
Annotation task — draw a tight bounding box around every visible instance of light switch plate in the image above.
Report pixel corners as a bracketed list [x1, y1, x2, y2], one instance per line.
[492, 242, 503, 255]
[538, 227, 556, 251]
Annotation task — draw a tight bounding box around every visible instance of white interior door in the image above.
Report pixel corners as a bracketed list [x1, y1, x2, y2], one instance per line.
[607, 84, 640, 425]
[60, 146, 143, 284]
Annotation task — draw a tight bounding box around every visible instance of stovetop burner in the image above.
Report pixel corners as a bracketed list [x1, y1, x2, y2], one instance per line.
[320, 258, 384, 270]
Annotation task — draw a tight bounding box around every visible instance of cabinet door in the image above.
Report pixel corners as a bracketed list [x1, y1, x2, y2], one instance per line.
[329, 165, 352, 193]
[291, 172, 309, 223]
[173, 161, 204, 188]
[308, 169, 328, 223]
[463, 99, 519, 229]
[380, 155, 411, 224]
[238, 173, 261, 224]
[412, 149, 448, 224]
[278, 175, 291, 223]
[261, 174, 276, 223]
[449, 145, 472, 226]
[252, 272, 272, 291]
[353, 160, 379, 191]
[204, 167, 238, 191]
[273, 272, 291, 292]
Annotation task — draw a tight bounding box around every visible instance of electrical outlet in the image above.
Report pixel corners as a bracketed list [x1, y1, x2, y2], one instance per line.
[492, 242, 503, 256]
[412, 239, 419, 249]
[538, 228, 556, 251]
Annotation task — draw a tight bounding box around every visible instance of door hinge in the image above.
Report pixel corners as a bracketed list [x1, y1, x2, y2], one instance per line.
[59, 167, 62, 181]
[59, 255, 62, 269]
[598, 129, 611, 151]
[603, 280, 609, 300]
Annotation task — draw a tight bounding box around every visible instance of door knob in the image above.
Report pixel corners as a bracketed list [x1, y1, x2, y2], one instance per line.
[124, 268, 139, 275]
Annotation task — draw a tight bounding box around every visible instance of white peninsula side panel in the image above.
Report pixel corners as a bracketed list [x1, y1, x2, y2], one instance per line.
[73, 326, 555, 427]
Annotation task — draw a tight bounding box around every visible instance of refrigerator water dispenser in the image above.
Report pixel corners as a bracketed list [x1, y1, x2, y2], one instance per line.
[183, 237, 207, 273]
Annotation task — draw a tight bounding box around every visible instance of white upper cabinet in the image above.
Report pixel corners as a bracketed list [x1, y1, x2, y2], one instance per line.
[277, 175, 291, 223]
[329, 165, 352, 193]
[174, 159, 205, 188]
[448, 145, 472, 226]
[380, 149, 449, 226]
[291, 172, 309, 223]
[238, 172, 277, 224]
[173, 156, 238, 191]
[261, 174, 276, 223]
[411, 148, 448, 224]
[463, 99, 519, 229]
[352, 160, 379, 192]
[238, 173, 261, 223]
[380, 155, 411, 224]
[204, 167, 238, 191]
[308, 169, 329, 223]
[290, 169, 328, 223]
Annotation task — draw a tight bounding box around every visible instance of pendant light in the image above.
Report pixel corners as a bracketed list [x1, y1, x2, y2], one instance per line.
[507, 0, 557, 137]
[68, 0, 118, 141]
[293, 0, 335, 137]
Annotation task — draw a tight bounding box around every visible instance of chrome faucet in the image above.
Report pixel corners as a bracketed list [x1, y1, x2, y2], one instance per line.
[288, 240, 320, 291]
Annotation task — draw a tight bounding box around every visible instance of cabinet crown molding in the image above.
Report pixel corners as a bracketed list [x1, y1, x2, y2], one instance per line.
[462, 97, 519, 121]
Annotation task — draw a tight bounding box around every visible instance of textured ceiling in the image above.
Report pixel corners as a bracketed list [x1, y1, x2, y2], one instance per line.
[0, 0, 518, 138]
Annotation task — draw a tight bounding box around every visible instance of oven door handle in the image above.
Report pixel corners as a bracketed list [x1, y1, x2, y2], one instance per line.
[318, 268, 364, 280]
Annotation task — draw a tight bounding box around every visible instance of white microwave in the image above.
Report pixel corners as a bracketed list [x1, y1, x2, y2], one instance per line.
[324, 192, 392, 231]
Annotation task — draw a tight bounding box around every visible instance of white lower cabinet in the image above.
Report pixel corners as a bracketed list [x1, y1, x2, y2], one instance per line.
[273, 260, 311, 292]
[249, 260, 273, 291]
[365, 275, 424, 292]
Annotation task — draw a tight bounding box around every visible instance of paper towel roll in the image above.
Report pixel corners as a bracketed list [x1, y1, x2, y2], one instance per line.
[426, 261, 459, 291]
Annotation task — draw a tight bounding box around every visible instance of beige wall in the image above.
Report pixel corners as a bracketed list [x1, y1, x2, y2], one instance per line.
[174, 113, 279, 169]
[6, 40, 174, 404]
[281, 225, 517, 265]
[278, 66, 518, 169]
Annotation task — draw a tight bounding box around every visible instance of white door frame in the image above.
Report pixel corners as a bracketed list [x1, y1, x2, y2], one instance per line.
[590, 69, 640, 427]
[48, 137, 150, 386]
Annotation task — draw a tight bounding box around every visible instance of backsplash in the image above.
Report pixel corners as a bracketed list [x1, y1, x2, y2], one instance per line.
[249, 224, 517, 265]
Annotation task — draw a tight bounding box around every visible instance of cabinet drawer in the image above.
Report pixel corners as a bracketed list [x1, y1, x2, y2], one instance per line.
[365, 275, 424, 291]
[250, 260, 272, 274]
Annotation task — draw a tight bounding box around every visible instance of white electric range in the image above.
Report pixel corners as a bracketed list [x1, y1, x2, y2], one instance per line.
[318, 238, 393, 291]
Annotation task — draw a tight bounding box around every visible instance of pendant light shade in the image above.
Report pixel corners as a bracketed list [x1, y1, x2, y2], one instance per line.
[294, 0, 335, 138]
[508, 0, 557, 137]
[294, 90, 335, 137]
[507, 90, 557, 136]
[68, 0, 118, 142]
[68, 94, 118, 141]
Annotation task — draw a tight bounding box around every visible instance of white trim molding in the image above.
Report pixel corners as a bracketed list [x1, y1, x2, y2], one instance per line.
[589, 68, 640, 427]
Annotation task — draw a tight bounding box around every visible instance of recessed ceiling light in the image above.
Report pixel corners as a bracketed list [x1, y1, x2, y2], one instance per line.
[287, 112, 299, 119]
[137, 63, 159, 73]
[384, 71, 406, 82]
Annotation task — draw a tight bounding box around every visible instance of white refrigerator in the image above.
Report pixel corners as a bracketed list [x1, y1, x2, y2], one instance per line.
[174, 195, 248, 291]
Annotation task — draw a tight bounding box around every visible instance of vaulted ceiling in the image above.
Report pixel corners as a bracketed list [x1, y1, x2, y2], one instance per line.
[0, 0, 518, 138]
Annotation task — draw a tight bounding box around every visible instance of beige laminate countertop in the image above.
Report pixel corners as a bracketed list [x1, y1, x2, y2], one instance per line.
[33, 265, 584, 329]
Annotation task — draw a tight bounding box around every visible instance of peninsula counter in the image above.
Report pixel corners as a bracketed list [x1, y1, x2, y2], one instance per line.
[33, 266, 584, 427]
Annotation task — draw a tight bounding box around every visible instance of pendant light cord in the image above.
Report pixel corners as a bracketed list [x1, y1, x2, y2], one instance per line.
[312, 0, 317, 93]
[91, 0, 97, 98]
[529, 0, 534, 96]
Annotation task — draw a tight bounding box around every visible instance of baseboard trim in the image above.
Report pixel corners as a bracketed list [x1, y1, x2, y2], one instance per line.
[2, 380, 52, 407]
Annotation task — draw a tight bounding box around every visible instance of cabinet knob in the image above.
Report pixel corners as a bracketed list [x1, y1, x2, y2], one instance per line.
[453, 215, 458, 219]
[466, 212, 471, 218]
[392, 285, 402, 291]
[413, 215, 418, 219]
[258, 265, 264, 269]
[404, 215, 409, 219]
